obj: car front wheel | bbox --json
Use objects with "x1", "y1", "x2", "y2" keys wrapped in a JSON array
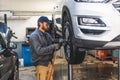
[{"x1": 62, "y1": 8, "x2": 86, "y2": 64}]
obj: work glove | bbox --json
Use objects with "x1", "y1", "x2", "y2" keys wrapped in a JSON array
[
  {"x1": 54, "y1": 38, "x2": 64, "y2": 46},
  {"x1": 58, "y1": 38, "x2": 64, "y2": 47},
  {"x1": 53, "y1": 38, "x2": 64, "y2": 51}
]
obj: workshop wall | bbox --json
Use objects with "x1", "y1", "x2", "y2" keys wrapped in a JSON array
[{"x1": 6, "y1": 16, "x2": 52, "y2": 42}]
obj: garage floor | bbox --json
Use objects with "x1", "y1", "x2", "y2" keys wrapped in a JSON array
[{"x1": 19, "y1": 52, "x2": 118, "y2": 80}]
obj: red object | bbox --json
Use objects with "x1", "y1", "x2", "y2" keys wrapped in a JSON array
[{"x1": 97, "y1": 50, "x2": 107, "y2": 61}]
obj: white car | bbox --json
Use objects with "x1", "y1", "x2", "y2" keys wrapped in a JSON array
[{"x1": 52, "y1": 0, "x2": 120, "y2": 64}]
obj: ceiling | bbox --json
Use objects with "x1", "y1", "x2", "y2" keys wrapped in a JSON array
[{"x1": 0, "y1": 0, "x2": 58, "y2": 20}]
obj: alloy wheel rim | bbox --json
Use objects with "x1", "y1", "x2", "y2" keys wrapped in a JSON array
[{"x1": 64, "y1": 21, "x2": 71, "y2": 59}]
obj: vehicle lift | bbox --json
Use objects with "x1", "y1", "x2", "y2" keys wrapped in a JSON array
[{"x1": 68, "y1": 49, "x2": 120, "y2": 80}]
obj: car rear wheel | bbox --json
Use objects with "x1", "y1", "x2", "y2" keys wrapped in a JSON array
[{"x1": 62, "y1": 8, "x2": 86, "y2": 64}]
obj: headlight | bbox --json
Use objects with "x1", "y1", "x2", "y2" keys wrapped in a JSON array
[
  {"x1": 78, "y1": 17, "x2": 106, "y2": 27},
  {"x1": 74, "y1": 0, "x2": 110, "y2": 3}
]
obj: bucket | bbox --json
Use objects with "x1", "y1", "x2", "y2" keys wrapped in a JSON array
[{"x1": 19, "y1": 58, "x2": 24, "y2": 67}]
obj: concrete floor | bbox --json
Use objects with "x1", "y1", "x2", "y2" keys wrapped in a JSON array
[{"x1": 19, "y1": 51, "x2": 118, "y2": 80}]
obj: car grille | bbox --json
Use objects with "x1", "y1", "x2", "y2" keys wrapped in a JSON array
[
  {"x1": 80, "y1": 29, "x2": 105, "y2": 34},
  {"x1": 113, "y1": 1, "x2": 120, "y2": 13}
]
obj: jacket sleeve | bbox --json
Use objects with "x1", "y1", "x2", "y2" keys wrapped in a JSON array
[{"x1": 29, "y1": 34, "x2": 55, "y2": 55}]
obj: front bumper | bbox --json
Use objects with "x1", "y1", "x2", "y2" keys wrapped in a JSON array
[
  {"x1": 72, "y1": 37, "x2": 108, "y2": 49},
  {"x1": 69, "y1": 2, "x2": 120, "y2": 42}
]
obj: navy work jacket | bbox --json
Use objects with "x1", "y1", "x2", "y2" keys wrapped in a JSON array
[{"x1": 29, "y1": 29, "x2": 55, "y2": 66}]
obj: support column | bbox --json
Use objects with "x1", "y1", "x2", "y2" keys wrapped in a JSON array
[{"x1": 68, "y1": 63, "x2": 73, "y2": 80}]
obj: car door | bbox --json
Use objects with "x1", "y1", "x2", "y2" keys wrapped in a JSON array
[
  {"x1": 0, "y1": 52, "x2": 4, "y2": 79},
  {"x1": 0, "y1": 33, "x2": 7, "y2": 79},
  {"x1": 0, "y1": 33, "x2": 13, "y2": 80}
]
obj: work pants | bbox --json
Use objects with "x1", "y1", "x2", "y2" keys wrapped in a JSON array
[{"x1": 36, "y1": 63, "x2": 53, "y2": 80}]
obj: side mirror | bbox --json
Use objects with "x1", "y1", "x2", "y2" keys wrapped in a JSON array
[{"x1": 9, "y1": 42, "x2": 17, "y2": 49}]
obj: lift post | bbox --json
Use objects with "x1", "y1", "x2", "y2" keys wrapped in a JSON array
[
  {"x1": 68, "y1": 64, "x2": 73, "y2": 80},
  {"x1": 67, "y1": 44, "x2": 73, "y2": 80}
]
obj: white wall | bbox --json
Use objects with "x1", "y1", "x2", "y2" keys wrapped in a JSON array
[
  {"x1": 0, "y1": 0, "x2": 56, "y2": 12},
  {"x1": 0, "y1": 0, "x2": 60, "y2": 42},
  {"x1": 1, "y1": 15, "x2": 52, "y2": 42}
]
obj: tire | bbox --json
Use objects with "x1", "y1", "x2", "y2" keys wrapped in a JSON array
[
  {"x1": 13, "y1": 61, "x2": 19, "y2": 80},
  {"x1": 8, "y1": 59, "x2": 19, "y2": 80},
  {"x1": 62, "y1": 7, "x2": 86, "y2": 64}
]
